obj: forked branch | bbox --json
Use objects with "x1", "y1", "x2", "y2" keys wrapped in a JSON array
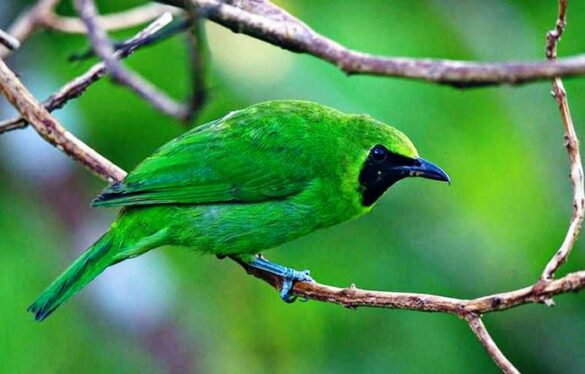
[
  {"x1": 0, "y1": 13, "x2": 177, "y2": 134},
  {"x1": 0, "y1": 57, "x2": 125, "y2": 182},
  {"x1": 74, "y1": 0, "x2": 189, "y2": 120}
]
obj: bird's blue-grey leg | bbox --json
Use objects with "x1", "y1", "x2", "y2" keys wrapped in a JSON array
[{"x1": 248, "y1": 256, "x2": 314, "y2": 303}]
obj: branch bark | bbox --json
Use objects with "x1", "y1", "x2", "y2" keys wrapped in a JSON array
[
  {"x1": 0, "y1": 57, "x2": 125, "y2": 182},
  {"x1": 183, "y1": 2, "x2": 207, "y2": 122},
  {"x1": 236, "y1": 260, "x2": 585, "y2": 315},
  {"x1": 0, "y1": 28, "x2": 21, "y2": 51},
  {"x1": 0, "y1": 0, "x2": 60, "y2": 59},
  {"x1": 1, "y1": 1, "x2": 179, "y2": 59},
  {"x1": 538, "y1": 0, "x2": 585, "y2": 282},
  {"x1": 156, "y1": 0, "x2": 585, "y2": 88},
  {"x1": 41, "y1": 3, "x2": 180, "y2": 34},
  {"x1": 0, "y1": 13, "x2": 176, "y2": 134},
  {"x1": 465, "y1": 315, "x2": 519, "y2": 374},
  {"x1": 74, "y1": 0, "x2": 189, "y2": 120}
]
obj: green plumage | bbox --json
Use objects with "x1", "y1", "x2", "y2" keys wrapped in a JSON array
[
  {"x1": 29, "y1": 234, "x2": 113, "y2": 320},
  {"x1": 29, "y1": 100, "x2": 431, "y2": 321}
]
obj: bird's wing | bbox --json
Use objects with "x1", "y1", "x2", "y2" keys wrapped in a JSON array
[{"x1": 91, "y1": 115, "x2": 313, "y2": 208}]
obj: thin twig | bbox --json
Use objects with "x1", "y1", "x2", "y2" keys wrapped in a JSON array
[
  {"x1": 539, "y1": 0, "x2": 585, "y2": 282},
  {"x1": 0, "y1": 57, "x2": 125, "y2": 182},
  {"x1": 0, "y1": 117, "x2": 27, "y2": 133},
  {"x1": 69, "y1": 18, "x2": 191, "y2": 62},
  {"x1": 157, "y1": 0, "x2": 585, "y2": 88},
  {"x1": 0, "y1": 13, "x2": 175, "y2": 134},
  {"x1": 184, "y1": 2, "x2": 207, "y2": 122},
  {"x1": 0, "y1": 0, "x2": 60, "y2": 59},
  {"x1": 1, "y1": 0, "x2": 178, "y2": 57},
  {"x1": 0, "y1": 28, "x2": 21, "y2": 51},
  {"x1": 41, "y1": 3, "x2": 180, "y2": 34},
  {"x1": 74, "y1": 0, "x2": 189, "y2": 120},
  {"x1": 464, "y1": 315, "x2": 519, "y2": 374},
  {"x1": 236, "y1": 260, "x2": 585, "y2": 315}
]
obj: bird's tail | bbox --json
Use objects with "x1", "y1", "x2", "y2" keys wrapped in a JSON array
[{"x1": 28, "y1": 232, "x2": 115, "y2": 321}]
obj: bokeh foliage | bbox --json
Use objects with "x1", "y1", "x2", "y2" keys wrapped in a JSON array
[{"x1": 1, "y1": 0, "x2": 585, "y2": 372}]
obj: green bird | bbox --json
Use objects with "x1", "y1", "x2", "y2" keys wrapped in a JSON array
[{"x1": 28, "y1": 100, "x2": 449, "y2": 321}]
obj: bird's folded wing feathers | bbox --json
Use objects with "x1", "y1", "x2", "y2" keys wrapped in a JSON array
[{"x1": 91, "y1": 119, "x2": 312, "y2": 207}]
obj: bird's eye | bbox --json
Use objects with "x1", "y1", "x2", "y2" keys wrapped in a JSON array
[{"x1": 370, "y1": 145, "x2": 387, "y2": 162}]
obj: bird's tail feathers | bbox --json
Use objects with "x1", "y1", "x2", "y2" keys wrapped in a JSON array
[{"x1": 28, "y1": 233, "x2": 115, "y2": 321}]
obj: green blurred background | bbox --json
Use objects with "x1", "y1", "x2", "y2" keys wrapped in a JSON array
[{"x1": 2, "y1": 0, "x2": 585, "y2": 372}]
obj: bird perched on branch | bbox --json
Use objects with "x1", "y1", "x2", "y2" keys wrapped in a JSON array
[{"x1": 28, "y1": 100, "x2": 449, "y2": 321}]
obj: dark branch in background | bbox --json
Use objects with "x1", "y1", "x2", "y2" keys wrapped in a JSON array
[
  {"x1": 0, "y1": 14, "x2": 177, "y2": 134},
  {"x1": 0, "y1": 28, "x2": 20, "y2": 51},
  {"x1": 183, "y1": 1, "x2": 207, "y2": 121},
  {"x1": 157, "y1": 0, "x2": 585, "y2": 88},
  {"x1": 0, "y1": 1, "x2": 178, "y2": 58},
  {"x1": 1, "y1": 0, "x2": 584, "y2": 373},
  {"x1": 69, "y1": 18, "x2": 191, "y2": 62},
  {"x1": 41, "y1": 3, "x2": 180, "y2": 34},
  {"x1": 74, "y1": 0, "x2": 189, "y2": 121},
  {"x1": 0, "y1": 0, "x2": 59, "y2": 59}
]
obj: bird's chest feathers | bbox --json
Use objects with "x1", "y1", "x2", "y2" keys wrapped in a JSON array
[{"x1": 306, "y1": 174, "x2": 371, "y2": 226}]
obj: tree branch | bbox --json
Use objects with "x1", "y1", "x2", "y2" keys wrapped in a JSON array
[
  {"x1": 41, "y1": 3, "x2": 180, "y2": 34},
  {"x1": 0, "y1": 0, "x2": 60, "y2": 59},
  {"x1": 0, "y1": 13, "x2": 177, "y2": 134},
  {"x1": 538, "y1": 0, "x2": 585, "y2": 282},
  {"x1": 0, "y1": 1, "x2": 179, "y2": 59},
  {"x1": 74, "y1": 0, "x2": 189, "y2": 121},
  {"x1": 0, "y1": 57, "x2": 125, "y2": 182},
  {"x1": 235, "y1": 259, "x2": 585, "y2": 315},
  {"x1": 183, "y1": 2, "x2": 207, "y2": 122},
  {"x1": 156, "y1": 0, "x2": 585, "y2": 88},
  {"x1": 465, "y1": 315, "x2": 519, "y2": 374},
  {"x1": 0, "y1": 28, "x2": 20, "y2": 51}
]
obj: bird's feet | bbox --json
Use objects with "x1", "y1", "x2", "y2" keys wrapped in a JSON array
[
  {"x1": 279, "y1": 268, "x2": 313, "y2": 303},
  {"x1": 247, "y1": 256, "x2": 315, "y2": 303}
]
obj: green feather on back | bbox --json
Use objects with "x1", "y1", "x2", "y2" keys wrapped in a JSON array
[{"x1": 92, "y1": 102, "x2": 336, "y2": 208}]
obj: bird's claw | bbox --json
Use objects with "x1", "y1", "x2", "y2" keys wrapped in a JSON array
[
  {"x1": 244, "y1": 256, "x2": 314, "y2": 303},
  {"x1": 279, "y1": 269, "x2": 314, "y2": 303}
]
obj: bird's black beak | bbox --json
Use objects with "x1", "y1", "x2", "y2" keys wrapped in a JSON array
[
  {"x1": 396, "y1": 157, "x2": 450, "y2": 183},
  {"x1": 359, "y1": 151, "x2": 450, "y2": 206}
]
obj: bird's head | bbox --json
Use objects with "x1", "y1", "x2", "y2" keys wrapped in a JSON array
[{"x1": 352, "y1": 115, "x2": 450, "y2": 206}]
